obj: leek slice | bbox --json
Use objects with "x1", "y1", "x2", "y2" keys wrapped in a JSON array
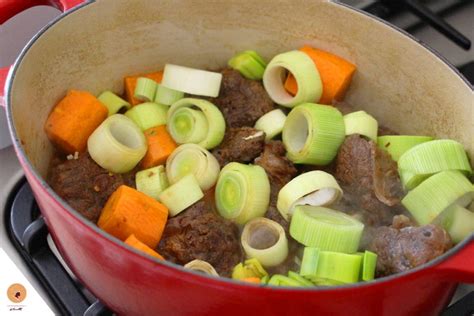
[
  {"x1": 268, "y1": 274, "x2": 308, "y2": 287},
  {"x1": 135, "y1": 165, "x2": 169, "y2": 200},
  {"x1": 167, "y1": 98, "x2": 225, "y2": 149},
  {"x1": 168, "y1": 107, "x2": 208, "y2": 143},
  {"x1": 357, "y1": 251, "x2": 377, "y2": 281},
  {"x1": 184, "y1": 259, "x2": 219, "y2": 276},
  {"x1": 134, "y1": 77, "x2": 157, "y2": 102},
  {"x1": 98, "y1": 91, "x2": 131, "y2": 116},
  {"x1": 343, "y1": 111, "x2": 378, "y2": 141},
  {"x1": 158, "y1": 174, "x2": 204, "y2": 217},
  {"x1": 401, "y1": 171, "x2": 473, "y2": 225},
  {"x1": 161, "y1": 64, "x2": 222, "y2": 97},
  {"x1": 155, "y1": 84, "x2": 184, "y2": 106},
  {"x1": 287, "y1": 271, "x2": 314, "y2": 286},
  {"x1": 300, "y1": 247, "x2": 363, "y2": 284},
  {"x1": 166, "y1": 143, "x2": 220, "y2": 191},
  {"x1": 241, "y1": 217, "x2": 289, "y2": 267},
  {"x1": 87, "y1": 114, "x2": 147, "y2": 173},
  {"x1": 254, "y1": 109, "x2": 287, "y2": 140},
  {"x1": 377, "y1": 135, "x2": 433, "y2": 161},
  {"x1": 289, "y1": 206, "x2": 364, "y2": 253},
  {"x1": 398, "y1": 140, "x2": 472, "y2": 189},
  {"x1": 215, "y1": 163, "x2": 271, "y2": 225},
  {"x1": 232, "y1": 258, "x2": 268, "y2": 280},
  {"x1": 282, "y1": 103, "x2": 345, "y2": 165},
  {"x1": 124, "y1": 102, "x2": 168, "y2": 131},
  {"x1": 260, "y1": 275, "x2": 270, "y2": 284},
  {"x1": 434, "y1": 204, "x2": 474, "y2": 244},
  {"x1": 277, "y1": 171, "x2": 342, "y2": 221},
  {"x1": 228, "y1": 50, "x2": 267, "y2": 80},
  {"x1": 263, "y1": 50, "x2": 322, "y2": 107}
]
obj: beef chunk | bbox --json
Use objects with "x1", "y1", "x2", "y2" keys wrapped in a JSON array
[
  {"x1": 368, "y1": 216, "x2": 452, "y2": 276},
  {"x1": 212, "y1": 127, "x2": 265, "y2": 167},
  {"x1": 333, "y1": 135, "x2": 407, "y2": 226},
  {"x1": 255, "y1": 141, "x2": 297, "y2": 207},
  {"x1": 157, "y1": 201, "x2": 242, "y2": 277},
  {"x1": 49, "y1": 153, "x2": 135, "y2": 223},
  {"x1": 336, "y1": 134, "x2": 403, "y2": 206},
  {"x1": 210, "y1": 69, "x2": 274, "y2": 127}
]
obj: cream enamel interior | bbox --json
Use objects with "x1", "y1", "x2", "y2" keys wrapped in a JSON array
[{"x1": 9, "y1": 0, "x2": 473, "y2": 179}]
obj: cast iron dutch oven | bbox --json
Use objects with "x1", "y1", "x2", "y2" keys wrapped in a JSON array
[{"x1": 1, "y1": 0, "x2": 473, "y2": 315}]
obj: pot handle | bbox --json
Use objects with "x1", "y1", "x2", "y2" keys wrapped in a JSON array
[
  {"x1": 430, "y1": 236, "x2": 474, "y2": 283},
  {"x1": 0, "y1": 0, "x2": 86, "y2": 107}
]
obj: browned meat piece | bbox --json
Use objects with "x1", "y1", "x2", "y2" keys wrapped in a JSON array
[
  {"x1": 336, "y1": 134, "x2": 404, "y2": 206},
  {"x1": 157, "y1": 201, "x2": 242, "y2": 277},
  {"x1": 48, "y1": 153, "x2": 135, "y2": 223},
  {"x1": 368, "y1": 217, "x2": 452, "y2": 276},
  {"x1": 212, "y1": 127, "x2": 265, "y2": 167},
  {"x1": 255, "y1": 141, "x2": 298, "y2": 207},
  {"x1": 210, "y1": 69, "x2": 275, "y2": 127}
]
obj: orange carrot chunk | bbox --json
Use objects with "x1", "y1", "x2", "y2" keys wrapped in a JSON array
[
  {"x1": 141, "y1": 125, "x2": 178, "y2": 169},
  {"x1": 284, "y1": 46, "x2": 356, "y2": 105},
  {"x1": 98, "y1": 185, "x2": 168, "y2": 249},
  {"x1": 125, "y1": 234, "x2": 165, "y2": 260},
  {"x1": 241, "y1": 277, "x2": 261, "y2": 284},
  {"x1": 124, "y1": 71, "x2": 164, "y2": 106},
  {"x1": 44, "y1": 90, "x2": 108, "y2": 154}
]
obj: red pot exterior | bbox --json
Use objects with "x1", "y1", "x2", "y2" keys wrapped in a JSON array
[{"x1": 22, "y1": 161, "x2": 465, "y2": 316}]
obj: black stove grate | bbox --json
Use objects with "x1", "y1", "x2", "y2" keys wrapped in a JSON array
[{"x1": 5, "y1": 179, "x2": 112, "y2": 316}]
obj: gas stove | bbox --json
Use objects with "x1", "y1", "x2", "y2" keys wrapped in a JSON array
[{"x1": 0, "y1": 1, "x2": 473, "y2": 315}]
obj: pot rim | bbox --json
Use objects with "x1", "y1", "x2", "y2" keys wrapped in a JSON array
[{"x1": 5, "y1": 0, "x2": 473, "y2": 292}]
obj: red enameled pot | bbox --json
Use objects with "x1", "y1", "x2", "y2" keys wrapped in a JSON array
[{"x1": 1, "y1": 1, "x2": 473, "y2": 315}]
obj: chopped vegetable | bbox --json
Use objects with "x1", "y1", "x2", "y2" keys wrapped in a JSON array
[
  {"x1": 228, "y1": 50, "x2": 267, "y2": 80},
  {"x1": 135, "y1": 165, "x2": 169, "y2": 200},
  {"x1": 141, "y1": 125, "x2": 178, "y2": 169},
  {"x1": 284, "y1": 46, "x2": 357, "y2": 105},
  {"x1": 215, "y1": 162, "x2": 270, "y2": 225},
  {"x1": 44, "y1": 90, "x2": 108, "y2": 154},
  {"x1": 98, "y1": 185, "x2": 168, "y2": 248},
  {"x1": 134, "y1": 77, "x2": 157, "y2": 103},
  {"x1": 124, "y1": 102, "x2": 168, "y2": 131},
  {"x1": 166, "y1": 143, "x2": 220, "y2": 191},
  {"x1": 377, "y1": 135, "x2": 433, "y2": 161},
  {"x1": 343, "y1": 110, "x2": 378, "y2": 141},
  {"x1": 158, "y1": 174, "x2": 204, "y2": 217},
  {"x1": 241, "y1": 217, "x2": 289, "y2": 267},
  {"x1": 268, "y1": 274, "x2": 306, "y2": 287},
  {"x1": 161, "y1": 64, "x2": 223, "y2": 97},
  {"x1": 124, "y1": 71, "x2": 163, "y2": 106},
  {"x1": 263, "y1": 50, "x2": 322, "y2": 107},
  {"x1": 398, "y1": 139, "x2": 472, "y2": 189},
  {"x1": 124, "y1": 234, "x2": 164, "y2": 260},
  {"x1": 167, "y1": 98, "x2": 226, "y2": 149},
  {"x1": 282, "y1": 103, "x2": 345, "y2": 165},
  {"x1": 184, "y1": 259, "x2": 219, "y2": 276},
  {"x1": 287, "y1": 271, "x2": 314, "y2": 286},
  {"x1": 232, "y1": 258, "x2": 268, "y2": 280},
  {"x1": 434, "y1": 204, "x2": 474, "y2": 244},
  {"x1": 155, "y1": 84, "x2": 184, "y2": 106},
  {"x1": 277, "y1": 171, "x2": 343, "y2": 221},
  {"x1": 357, "y1": 251, "x2": 377, "y2": 281},
  {"x1": 241, "y1": 277, "x2": 261, "y2": 284},
  {"x1": 254, "y1": 109, "x2": 287, "y2": 140},
  {"x1": 290, "y1": 206, "x2": 364, "y2": 253},
  {"x1": 300, "y1": 247, "x2": 362, "y2": 284},
  {"x1": 97, "y1": 91, "x2": 131, "y2": 116},
  {"x1": 401, "y1": 170, "x2": 473, "y2": 225},
  {"x1": 87, "y1": 114, "x2": 147, "y2": 173}
]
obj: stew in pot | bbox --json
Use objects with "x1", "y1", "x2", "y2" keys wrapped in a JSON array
[{"x1": 44, "y1": 46, "x2": 473, "y2": 286}]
